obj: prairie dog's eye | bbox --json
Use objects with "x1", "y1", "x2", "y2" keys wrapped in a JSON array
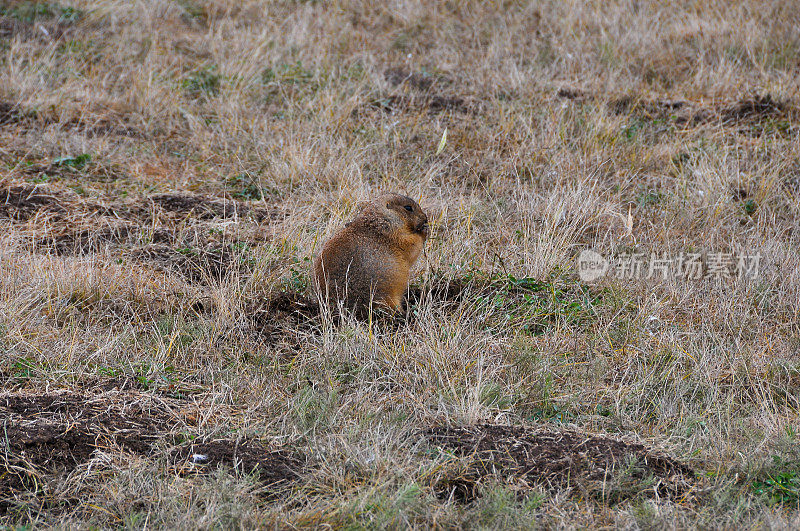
[{"x1": 404, "y1": 205, "x2": 413, "y2": 212}]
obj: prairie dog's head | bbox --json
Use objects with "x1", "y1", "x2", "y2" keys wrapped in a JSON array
[{"x1": 373, "y1": 193, "x2": 429, "y2": 239}]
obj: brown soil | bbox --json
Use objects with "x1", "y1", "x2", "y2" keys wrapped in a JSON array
[
  {"x1": 368, "y1": 94, "x2": 475, "y2": 115},
  {"x1": 407, "y1": 277, "x2": 493, "y2": 307},
  {"x1": 0, "y1": 183, "x2": 127, "y2": 222},
  {"x1": 0, "y1": 390, "x2": 304, "y2": 513},
  {"x1": 150, "y1": 192, "x2": 271, "y2": 222},
  {"x1": 171, "y1": 440, "x2": 304, "y2": 489},
  {"x1": 555, "y1": 87, "x2": 586, "y2": 101},
  {"x1": 0, "y1": 182, "x2": 269, "y2": 284},
  {"x1": 720, "y1": 94, "x2": 786, "y2": 122},
  {"x1": 0, "y1": 16, "x2": 76, "y2": 44},
  {"x1": 384, "y1": 67, "x2": 450, "y2": 92},
  {"x1": 0, "y1": 391, "x2": 179, "y2": 512},
  {"x1": 425, "y1": 424, "x2": 697, "y2": 503},
  {"x1": 131, "y1": 243, "x2": 250, "y2": 284},
  {"x1": 248, "y1": 275, "x2": 577, "y2": 340},
  {"x1": 248, "y1": 291, "x2": 322, "y2": 344},
  {"x1": 0, "y1": 183, "x2": 70, "y2": 221},
  {"x1": 247, "y1": 279, "x2": 472, "y2": 339},
  {"x1": 557, "y1": 89, "x2": 796, "y2": 131},
  {"x1": 0, "y1": 185, "x2": 272, "y2": 226}
]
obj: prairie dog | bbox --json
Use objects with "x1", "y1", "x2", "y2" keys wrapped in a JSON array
[{"x1": 314, "y1": 193, "x2": 429, "y2": 314}]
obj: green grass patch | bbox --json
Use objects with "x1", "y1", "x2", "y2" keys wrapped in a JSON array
[
  {"x1": 53, "y1": 153, "x2": 91, "y2": 170},
  {"x1": 0, "y1": 2, "x2": 84, "y2": 22},
  {"x1": 465, "y1": 270, "x2": 602, "y2": 335},
  {"x1": 752, "y1": 458, "x2": 800, "y2": 506},
  {"x1": 182, "y1": 66, "x2": 221, "y2": 96},
  {"x1": 226, "y1": 173, "x2": 264, "y2": 200}
]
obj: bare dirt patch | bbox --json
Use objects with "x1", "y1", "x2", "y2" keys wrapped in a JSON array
[
  {"x1": 0, "y1": 16, "x2": 76, "y2": 43},
  {"x1": 0, "y1": 390, "x2": 305, "y2": 513},
  {"x1": 171, "y1": 440, "x2": 303, "y2": 490},
  {"x1": 557, "y1": 89, "x2": 796, "y2": 132},
  {"x1": 1, "y1": 186, "x2": 271, "y2": 228},
  {"x1": 247, "y1": 280, "x2": 470, "y2": 339},
  {"x1": 720, "y1": 94, "x2": 787, "y2": 123},
  {"x1": 151, "y1": 192, "x2": 272, "y2": 222},
  {"x1": 0, "y1": 182, "x2": 124, "y2": 223},
  {"x1": 425, "y1": 424, "x2": 697, "y2": 503},
  {"x1": 407, "y1": 277, "x2": 488, "y2": 307},
  {"x1": 1, "y1": 182, "x2": 269, "y2": 284},
  {"x1": 384, "y1": 67, "x2": 450, "y2": 92},
  {"x1": 248, "y1": 291, "x2": 321, "y2": 345},
  {"x1": 0, "y1": 391, "x2": 180, "y2": 513},
  {"x1": 368, "y1": 94, "x2": 475, "y2": 115},
  {"x1": 0, "y1": 183, "x2": 70, "y2": 221},
  {"x1": 131, "y1": 242, "x2": 250, "y2": 284},
  {"x1": 247, "y1": 275, "x2": 595, "y2": 341}
]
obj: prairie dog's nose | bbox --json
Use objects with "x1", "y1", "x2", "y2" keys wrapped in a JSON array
[{"x1": 418, "y1": 218, "x2": 429, "y2": 237}]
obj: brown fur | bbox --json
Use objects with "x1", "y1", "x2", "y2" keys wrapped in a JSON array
[{"x1": 314, "y1": 193, "x2": 429, "y2": 314}]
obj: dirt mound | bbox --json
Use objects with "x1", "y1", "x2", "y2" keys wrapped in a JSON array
[
  {"x1": 0, "y1": 391, "x2": 180, "y2": 512},
  {"x1": 171, "y1": 440, "x2": 303, "y2": 489},
  {"x1": 368, "y1": 94, "x2": 475, "y2": 115},
  {"x1": 0, "y1": 183, "x2": 69, "y2": 221},
  {"x1": 384, "y1": 67, "x2": 446, "y2": 91},
  {"x1": 249, "y1": 291, "x2": 321, "y2": 343},
  {"x1": 557, "y1": 89, "x2": 795, "y2": 131},
  {"x1": 0, "y1": 182, "x2": 121, "y2": 223},
  {"x1": 425, "y1": 424, "x2": 697, "y2": 503},
  {"x1": 131, "y1": 243, "x2": 250, "y2": 284},
  {"x1": 555, "y1": 87, "x2": 586, "y2": 101},
  {"x1": 0, "y1": 184, "x2": 270, "y2": 227},
  {"x1": 407, "y1": 277, "x2": 500, "y2": 307},
  {"x1": 0, "y1": 391, "x2": 178, "y2": 457},
  {"x1": 0, "y1": 100, "x2": 31, "y2": 125},
  {"x1": 0, "y1": 390, "x2": 305, "y2": 513},
  {"x1": 0, "y1": 182, "x2": 271, "y2": 285},
  {"x1": 721, "y1": 94, "x2": 786, "y2": 122},
  {"x1": 151, "y1": 192, "x2": 271, "y2": 221},
  {"x1": 248, "y1": 275, "x2": 591, "y2": 339}
]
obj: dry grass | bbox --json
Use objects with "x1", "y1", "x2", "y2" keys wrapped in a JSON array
[{"x1": 1, "y1": 0, "x2": 800, "y2": 527}]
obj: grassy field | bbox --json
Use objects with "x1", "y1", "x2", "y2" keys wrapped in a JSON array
[{"x1": 1, "y1": 0, "x2": 800, "y2": 528}]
